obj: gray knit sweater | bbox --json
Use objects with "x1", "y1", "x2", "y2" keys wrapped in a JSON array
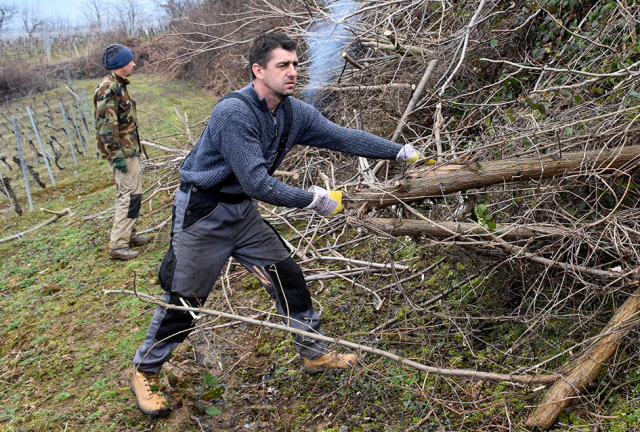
[{"x1": 180, "y1": 83, "x2": 403, "y2": 208}]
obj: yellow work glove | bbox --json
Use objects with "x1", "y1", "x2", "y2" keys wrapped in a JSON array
[
  {"x1": 328, "y1": 190, "x2": 344, "y2": 215},
  {"x1": 307, "y1": 186, "x2": 344, "y2": 216},
  {"x1": 396, "y1": 144, "x2": 425, "y2": 163}
]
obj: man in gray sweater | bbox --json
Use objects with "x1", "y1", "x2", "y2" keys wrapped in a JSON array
[{"x1": 131, "y1": 33, "x2": 421, "y2": 417}]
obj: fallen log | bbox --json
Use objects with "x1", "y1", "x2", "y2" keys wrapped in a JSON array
[
  {"x1": 357, "y1": 216, "x2": 625, "y2": 278},
  {"x1": 356, "y1": 216, "x2": 570, "y2": 241},
  {"x1": 526, "y1": 285, "x2": 640, "y2": 429},
  {"x1": 304, "y1": 83, "x2": 414, "y2": 93},
  {"x1": 345, "y1": 145, "x2": 640, "y2": 210},
  {"x1": 360, "y1": 40, "x2": 434, "y2": 57}
]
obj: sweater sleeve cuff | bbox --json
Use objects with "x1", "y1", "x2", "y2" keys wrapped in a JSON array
[{"x1": 301, "y1": 189, "x2": 315, "y2": 208}]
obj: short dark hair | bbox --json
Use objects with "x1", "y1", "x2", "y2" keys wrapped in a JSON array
[{"x1": 249, "y1": 33, "x2": 297, "y2": 79}]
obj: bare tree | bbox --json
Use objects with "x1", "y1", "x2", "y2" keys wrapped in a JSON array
[
  {"x1": 114, "y1": 0, "x2": 139, "y2": 38},
  {"x1": 80, "y1": 0, "x2": 107, "y2": 30},
  {"x1": 19, "y1": 0, "x2": 45, "y2": 37},
  {"x1": 46, "y1": 16, "x2": 72, "y2": 33},
  {"x1": 156, "y1": 0, "x2": 192, "y2": 21},
  {"x1": 0, "y1": 1, "x2": 16, "y2": 34}
]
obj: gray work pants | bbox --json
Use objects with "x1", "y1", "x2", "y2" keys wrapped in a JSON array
[{"x1": 133, "y1": 185, "x2": 326, "y2": 373}]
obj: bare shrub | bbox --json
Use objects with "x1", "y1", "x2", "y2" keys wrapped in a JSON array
[
  {"x1": 146, "y1": 0, "x2": 293, "y2": 93},
  {"x1": 0, "y1": 61, "x2": 58, "y2": 100}
]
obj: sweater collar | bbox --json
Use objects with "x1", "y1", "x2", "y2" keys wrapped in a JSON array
[{"x1": 244, "y1": 83, "x2": 288, "y2": 113}]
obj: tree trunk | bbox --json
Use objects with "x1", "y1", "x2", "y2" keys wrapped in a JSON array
[
  {"x1": 525, "y1": 285, "x2": 640, "y2": 429},
  {"x1": 345, "y1": 145, "x2": 640, "y2": 210}
]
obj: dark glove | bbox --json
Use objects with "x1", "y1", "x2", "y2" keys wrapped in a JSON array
[{"x1": 113, "y1": 157, "x2": 128, "y2": 173}]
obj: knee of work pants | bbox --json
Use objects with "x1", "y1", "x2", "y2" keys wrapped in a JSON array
[
  {"x1": 154, "y1": 293, "x2": 207, "y2": 344},
  {"x1": 267, "y1": 257, "x2": 312, "y2": 315}
]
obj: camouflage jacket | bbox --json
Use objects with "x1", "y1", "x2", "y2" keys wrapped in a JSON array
[{"x1": 94, "y1": 73, "x2": 141, "y2": 160}]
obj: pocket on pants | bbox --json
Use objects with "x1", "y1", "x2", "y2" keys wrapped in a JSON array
[
  {"x1": 158, "y1": 243, "x2": 177, "y2": 292},
  {"x1": 183, "y1": 190, "x2": 219, "y2": 231}
]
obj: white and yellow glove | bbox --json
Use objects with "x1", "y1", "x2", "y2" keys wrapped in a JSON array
[
  {"x1": 307, "y1": 186, "x2": 344, "y2": 216},
  {"x1": 396, "y1": 144, "x2": 425, "y2": 163}
]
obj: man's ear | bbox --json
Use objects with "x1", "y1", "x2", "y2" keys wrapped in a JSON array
[{"x1": 252, "y1": 63, "x2": 263, "y2": 80}]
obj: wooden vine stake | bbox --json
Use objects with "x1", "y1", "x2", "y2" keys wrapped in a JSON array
[{"x1": 526, "y1": 284, "x2": 640, "y2": 429}]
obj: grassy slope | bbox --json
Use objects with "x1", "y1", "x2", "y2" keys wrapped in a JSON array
[
  {"x1": 1, "y1": 76, "x2": 639, "y2": 432},
  {"x1": 0, "y1": 75, "x2": 213, "y2": 431}
]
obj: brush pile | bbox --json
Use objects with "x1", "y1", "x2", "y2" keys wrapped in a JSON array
[{"x1": 121, "y1": 0, "x2": 640, "y2": 429}]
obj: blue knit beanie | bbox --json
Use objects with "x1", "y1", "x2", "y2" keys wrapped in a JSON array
[{"x1": 102, "y1": 44, "x2": 133, "y2": 70}]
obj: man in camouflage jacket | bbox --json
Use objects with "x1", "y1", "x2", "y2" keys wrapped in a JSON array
[{"x1": 94, "y1": 44, "x2": 149, "y2": 260}]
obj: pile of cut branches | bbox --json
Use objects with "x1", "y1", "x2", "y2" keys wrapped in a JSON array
[{"x1": 110, "y1": 0, "x2": 640, "y2": 429}]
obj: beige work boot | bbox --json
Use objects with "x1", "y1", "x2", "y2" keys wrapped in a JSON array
[
  {"x1": 130, "y1": 235, "x2": 151, "y2": 247},
  {"x1": 302, "y1": 351, "x2": 358, "y2": 375},
  {"x1": 131, "y1": 370, "x2": 171, "y2": 417},
  {"x1": 109, "y1": 247, "x2": 141, "y2": 260}
]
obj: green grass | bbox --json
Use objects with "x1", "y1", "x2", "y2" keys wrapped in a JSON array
[{"x1": 132, "y1": 75, "x2": 214, "y2": 137}]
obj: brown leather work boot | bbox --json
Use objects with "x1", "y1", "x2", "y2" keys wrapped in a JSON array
[
  {"x1": 109, "y1": 247, "x2": 141, "y2": 260},
  {"x1": 131, "y1": 370, "x2": 171, "y2": 417},
  {"x1": 130, "y1": 235, "x2": 151, "y2": 247},
  {"x1": 302, "y1": 351, "x2": 358, "y2": 375}
]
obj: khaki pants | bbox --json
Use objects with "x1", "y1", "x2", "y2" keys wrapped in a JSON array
[{"x1": 108, "y1": 155, "x2": 143, "y2": 250}]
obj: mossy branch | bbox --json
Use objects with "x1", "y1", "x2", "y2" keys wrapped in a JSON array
[
  {"x1": 526, "y1": 285, "x2": 640, "y2": 429},
  {"x1": 0, "y1": 207, "x2": 70, "y2": 244}
]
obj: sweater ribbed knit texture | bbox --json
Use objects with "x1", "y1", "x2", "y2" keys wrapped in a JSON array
[{"x1": 180, "y1": 84, "x2": 402, "y2": 208}]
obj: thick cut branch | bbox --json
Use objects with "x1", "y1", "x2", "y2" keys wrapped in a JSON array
[
  {"x1": 305, "y1": 83, "x2": 413, "y2": 93},
  {"x1": 526, "y1": 286, "x2": 640, "y2": 429},
  {"x1": 347, "y1": 145, "x2": 640, "y2": 210},
  {"x1": 360, "y1": 40, "x2": 433, "y2": 56},
  {"x1": 342, "y1": 51, "x2": 364, "y2": 69},
  {"x1": 357, "y1": 217, "x2": 570, "y2": 240}
]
